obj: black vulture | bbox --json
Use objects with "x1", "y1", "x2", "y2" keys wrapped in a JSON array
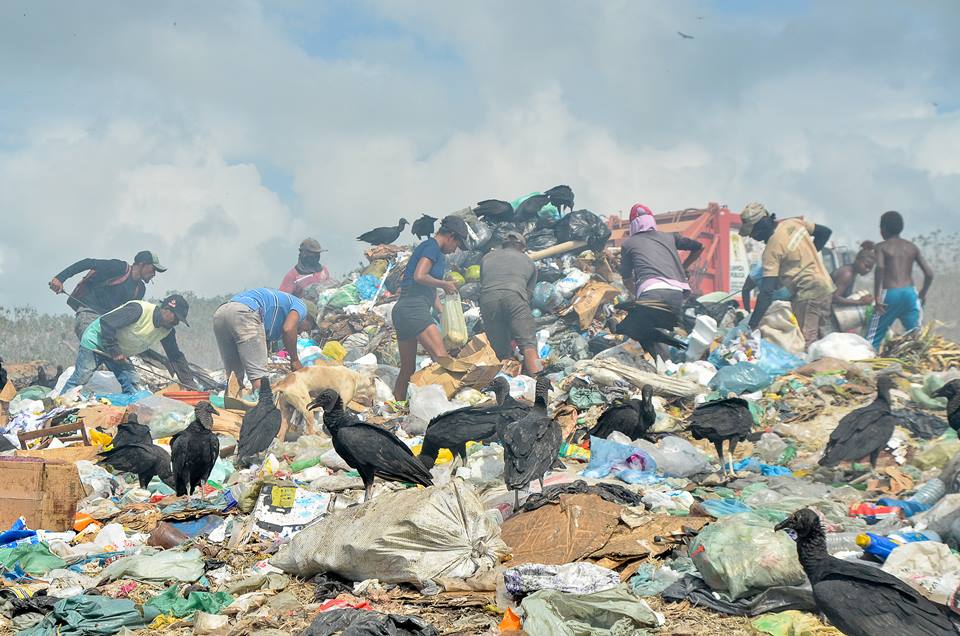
[
  {"x1": 610, "y1": 299, "x2": 687, "y2": 358},
  {"x1": 474, "y1": 199, "x2": 515, "y2": 222},
  {"x1": 933, "y1": 379, "x2": 960, "y2": 434},
  {"x1": 499, "y1": 376, "x2": 563, "y2": 509},
  {"x1": 418, "y1": 377, "x2": 527, "y2": 469},
  {"x1": 356, "y1": 218, "x2": 409, "y2": 246},
  {"x1": 775, "y1": 508, "x2": 957, "y2": 636},
  {"x1": 686, "y1": 397, "x2": 753, "y2": 477},
  {"x1": 237, "y1": 381, "x2": 281, "y2": 465},
  {"x1": 307, "y1": 389, "x2": 432, "y2": 502},
  {"x1": 544, "y1": 185, "x2": 574, "y2": 213},
  {"x1": 586, "y1": 385, "x2": 656, "y2": 442},
  {"x1": 170, "y1": 401, "x2": 220, "y2": 499},
  {"x1": 819, "y1": 376, "x2": 897, "y2": 470},
  {"x1": 0, "y1": 355, "x2": 8, "y2": 389},
  {"x1": 410, "y1": 214, "x2": 437, "y2": 240},
  {"x1": 98, "y1": 442, "x2": 175, "y2": 490},
  {"x1": 514, "y1": 194, "x2": 551, "y2": 221},
  {"x1": 109, "y1": 415, "x2": 153, "y2": 448}
]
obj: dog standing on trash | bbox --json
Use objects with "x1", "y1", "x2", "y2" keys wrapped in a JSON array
[{"x1": 273, "y1": 363, "x2": 376, "y2": 438}]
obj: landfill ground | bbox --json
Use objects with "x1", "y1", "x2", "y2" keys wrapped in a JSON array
[{"x1": 3, "y1": 228, "x2": 960, "y2": 635}]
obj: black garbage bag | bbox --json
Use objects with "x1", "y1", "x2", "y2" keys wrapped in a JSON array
[
  {"x1": 554, "y1": 209, "x2": 612, "y2": 251},
  {"x1": 383, "y1": 258, "x2": 408, "y2": 293},
  {"x1": 515, "y1": 193, "x2": 551, "y2": 220},
  {"x1": 311, "y1": 572, "x2": 353, "y2": 601},
  {"x1": 299, "y1": 607, "x2": 438, "y2": 636},
  {"x1": 588, "y1": 333, "x2": 619, "y2": 355},
  {"x1": 661, "y1": 576, "x2": 816, "y2": 617},
  {"x1": 526, "y1": 228, "x2": 558, "y2": 251},
  {"x1": 474, "y1": 199, "x2": 514, "y2": 222},
  {"x1": 535, "y1": 263, "x2": 566, "y2": 283},
  {"x1": 892, "y1": 408, "x2": 949, "y2": 440},
  {"x1": 459, "y1": 282, "x2": 481, "y2": 302},
  {"x1": 514, "y1": 219, "x2": 538, "y2": 236},
  {"x1": 459, "y1": 250, "x2": 483, "y2": 269},
  {"x1": 521, "y1": 480, "x2": 643, "y2": 511},
  {"x1": 468, "y1": 219, "x2": 493, "y2": 251}
]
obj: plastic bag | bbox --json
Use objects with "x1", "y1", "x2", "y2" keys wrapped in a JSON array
[
  {"x1": 709, "y1": 362, "x2": 773, "y2": 394},
  {"x1": 321, "y1": 341, "x2": 347, "y2": 362},
  {"x1": 503, "y1": 563, "x2": 620, "y2": 597},
  {"x1": 469, "y1": 219, "x2": 493, "y2": 251},
  {"x1": 752, "y1": 610, "x2": 842, "y2": 635},
  {"x1": 409, "y1": 384, "x2": 461, "y2": 429},
  {"x1": 526, "y1": 228, "x2": 558, "y2": 251},
  {"x1": 582, "y1": 436, "x2": 657, "y2": 480},
  {"x1": 271, "y1": 479, "x2": 509, "y2": 588},
  {"x1": 145, "y1": 586, "x2": 234, "y2": 618},
  {"x1": 327, "y1": 283, "x2": 360, "y2": 309},
  {"x1": 440, "y1": 293, "x2": 468, "y2": 348},
  {"x1": 881, "y1": 541, "x2": 960, "y2": 605},
  {"x1": 689, "y1": 513, "x2": 805, "y2": 599},
  {"x1": 807, "y1": 332, "x2": 875, "y2": 362},
  {"x1": 98, "y1": 548, "x2": 205, "y2": 584},
  {"x1": 129, "y1": 395, "x2": 193, "y2": 438},
  {"x1": 532, "y1": 282, "x2": 564, "y2": 311},
  {"x1": 554, "y1": 209, "x2": 612, "y2": 251},
  {"x1": 757, "y1": 340, "x2": 805, "y2": 377},
  {"x1": 518, "y1": 586, "x2": 660, "y2": 636},
  {"x1": 354, "y1": 275, "x2": 380, "y2": 301},
  {"x1": 458, "y1": 282, "x2": 481, "y2": 302},
  {"x1": 758, "y1": 301, "x2": 806, "y2": 356},
  {"x1": 554, "y1": 268, "x2": 590, "y2": 298},
  {"x1": 636, "y1": 436, "x2": 713, "y2": 478},
  {"x1": 17, "y1": 595, "x2": 150, "y2": 636}
]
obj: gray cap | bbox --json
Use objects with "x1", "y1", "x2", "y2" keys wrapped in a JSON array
[
  {"x1": 299, "y1": 238, "x2": 326, "y2": 253},
  {"x1": 440, "y1": 215, "x2": 469, "y2": 248}
]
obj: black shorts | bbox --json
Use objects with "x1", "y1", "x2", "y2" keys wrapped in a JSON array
[
  {"x1": 479, "y1": 290, "x2": 537, "y2": 359},
  {"x1": 392, "y1": 294, "x2": 435, "y2": 341}
]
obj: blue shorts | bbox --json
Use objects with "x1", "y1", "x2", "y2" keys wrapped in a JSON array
[{"x1": 866, "y1": 287, "x2": 922, "y2": 349}]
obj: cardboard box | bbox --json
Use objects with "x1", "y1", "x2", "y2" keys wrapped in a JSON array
[
  {"x1": 0, "y1": 458, "x2": 84, "y2": 531},
  {"x1": 410, "y1": 335, "x2": 502, "y2": 398}
]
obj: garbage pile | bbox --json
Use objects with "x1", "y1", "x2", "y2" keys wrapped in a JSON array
[{"x1": 2, "y1": 189, "x2": 960, "y2": 635}]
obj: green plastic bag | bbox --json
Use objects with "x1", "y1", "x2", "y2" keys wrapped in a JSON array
[
  {"x1": 752, "y1": 609, "x2": 842, "y2": 635},
  {"x1": 16, "y1": 595, "x2": 153, "y2": 636},
  {"x1": 145, "y1": 586, "x2": 234, "y2": 618},
  {"x1": 519, "y1": 585, "x2": 660, "y2": 636},
  {"x1": 0, "y1": 542, "x2": 66, "y2": 576},
  {"x1": 326, "y1": 283, "x2": 360, "y2": 309}
]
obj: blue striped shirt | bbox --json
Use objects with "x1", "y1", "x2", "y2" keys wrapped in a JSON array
[{"x1": 231, "y1": 288, "x2": 307, "y2": 342}]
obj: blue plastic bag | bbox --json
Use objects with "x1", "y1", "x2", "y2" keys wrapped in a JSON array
[
  {"x1": 708, "y1": 362, "x2": 772, "y2": 394},
  {"x1": 732, "y1": 457, "x2": 792, "y2": 476},
  {"x1": 532, "y1": 282, "x2": 563, "y2": 311},
  {"x1": 582, "y1": 436, "x2": 657, "y2": 479},
  {"x1": 698, "y1": 498, "x2": 752, "y2": 517},
  {"x1": 355, "y1": 274, "x2": 381, "y2": 301},
  {"x1": 94, "y1": 390, "x2": 153, "y2": 406},
  {"x1": 756, "y1": 341, "x2": 804, "y2": 377}
]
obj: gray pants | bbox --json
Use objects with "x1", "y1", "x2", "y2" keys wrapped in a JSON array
[
  {"x1": 73, "y1": 309, "x2": 100, "y2": 340},
  {"x1": 213, "y1": 302, "x2": 269, "y2": 384},
  {"x1": 479, "y1": 290, "x2": 537, "y2": 360}
]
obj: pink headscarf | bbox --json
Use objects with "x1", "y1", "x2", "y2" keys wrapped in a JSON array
[{"x1": 629, "y1": 203, "x2": 657, "y2": 235}]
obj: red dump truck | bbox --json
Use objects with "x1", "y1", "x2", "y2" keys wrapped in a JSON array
[{"x1": 607, "y1": 203, "x2": 852, "y2": 305}]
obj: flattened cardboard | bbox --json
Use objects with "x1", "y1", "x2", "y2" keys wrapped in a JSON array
[
  {"x1": 0, "y1": 458, "x2": 83, "y2": 531},
  {"x1": 410, "y1": 335, "x2": 501, "y2": 398},
  {"x1": 560, "y1": 281, "x2": 620, "y2": 329}
]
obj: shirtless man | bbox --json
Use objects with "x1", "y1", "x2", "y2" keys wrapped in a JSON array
[
  {"x1": 831, "y1": 241, "x2": 876, "y2": 308},
  {"x1": 866, "y1": 211, "x2": 934, "y2": 349}
]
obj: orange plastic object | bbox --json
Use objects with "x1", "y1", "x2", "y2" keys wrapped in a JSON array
[
  {"x1": 73, "y1": 512, "x2": 96, "y2": 532},
  {"x1": 162, "y1": 391, "x2": 210, "y2": 406},
  {"x1": 499, "y1": 607, "x2": 521, "y2": 632}
]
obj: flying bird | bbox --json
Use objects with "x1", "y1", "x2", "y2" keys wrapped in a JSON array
[
  {"x1": 418, "y1": 377, "x2": 527, "y2": 469},
  {"x1": 686, "y1": 397, "x2": 753, "y2": 477},
  {"x1": 356, "y1": 218, "x2": 409, "y2": 246},
  {"x1": 410, "y1": 214, "x2": 438, "y2": 240},
  {"x1": 610, "y1": 299, "x2": 687, "y2": 357},
  {"x1": 775, "y1": 508, "x2": 957, "y2": 636},
  {"x1": 237, "y1": 380, "x2": 281, "y2": 465},
  {"x1": 308, "y1": 389, "x2": 432, "y2": 502},
  {"x1": 819, "y1": 376, "x2": 897, "y2": 471},
  {"x1": 499, "y1": 376, "x2": 563, "y2": 509},
  {"x1": 932, "y1": 379, "x2": 960, "y2": 434},
  {"x1": 585, "y1": 385, "x2": 656, "y2": 442},
  {"x1": 171, "y1": 401, "x2": 220, "y2": 500},
  {"x1": 544, "y1": 185, "x2": 575, "y2": 213},
  {"x1": 677, "y1": 31, "x2": 694, "y2": 39}
]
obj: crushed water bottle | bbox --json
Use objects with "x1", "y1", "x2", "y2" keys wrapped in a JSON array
[
  {"x1": 907, "y1": 478, "x2": 946, "y2": 507},
  {"x1": 824, "y1": 532, "x2": 862, "y2": 553}
]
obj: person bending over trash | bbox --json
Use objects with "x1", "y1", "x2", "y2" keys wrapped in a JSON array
[
  {"x1": 831, "y1": 241, "x2": 877, "y2": 309},
  {"x1": 741, "y1": 203, "x2": 835, "y2": 347},
  {"x1": 866, "y1": 211, "x2": 934, "y2": 349},
  {"x1": 619, "y1": 203, "x2": 703, "y2": 357},
  {"x1": 213, "y1": 288, "x2": 317, "y2": 392},
  {"x1": 479, "y1": 231, "x2": 542, "y2": 375},
  {"x1": 49, "y1": 250, "x2": 166, "y2": 339},
  {"x1": 391, "y1": 215, "x2": 469, "y2": 403},
  {"x1": 62, "y1": 294, "x2": 195, "y2": 394},
  {"x1": 278, "y1": 238, "x2": 331, "y2": 298}
]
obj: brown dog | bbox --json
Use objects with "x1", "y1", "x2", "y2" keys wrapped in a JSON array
[{"x1": 273, "y1": 363, "x2": 375, "y2": 438}]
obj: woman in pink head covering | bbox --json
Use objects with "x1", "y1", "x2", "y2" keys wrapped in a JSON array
[{"x1": 629, "y1": 203, "x2": 658, "y2": 235}]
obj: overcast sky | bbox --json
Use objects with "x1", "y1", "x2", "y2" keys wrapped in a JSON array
[{"x1": 1, "y1": 0, "x2": 958, "y2": 314}]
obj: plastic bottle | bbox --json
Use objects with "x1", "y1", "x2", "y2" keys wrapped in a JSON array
[
  {"x1": 685, "y1": 315, "x2": 718, "y2": 362},
  {"x1": 906, "y1": 478, "x2": 946, "y2": 507},
  {"x1": 855, "y1": 531, "x2": 936, "y2": 560},
  {"x1": 824, "y1": 532, "x2": 862, "y2": 553}
]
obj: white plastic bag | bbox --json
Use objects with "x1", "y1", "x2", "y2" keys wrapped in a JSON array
[
  {"x1": 807, "y1": 332, "x2": 875, "y2": 362},
  {"x1": 555, "y1": 268, "x2": 590, "y2": 298},
  {"x1": 440, "y1": 292, "x2": 468, "y2": 348},
  {"x1": 758, "y1": 301, "x2": 806, "y2": 356},
  {"x1": 882, "y1": 541, "x2": 960, "y2": 605}
]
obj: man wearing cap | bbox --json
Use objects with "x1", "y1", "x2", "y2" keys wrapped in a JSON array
[
  {"x1": 479, "y1": 231, "x2": 541, "y2": 374},
  {"x1": 213, "y1": 288, "x2": 318, "y2": 391},
  {"x1": 61, "y1": 294, "x2": 195, "y2": 394},
  {"x1": 49, "y1": 251, "x2": 166, "y2": 339},
  {"x1": 278, "y1": 238, "x2": 331, "y2": 299},
  {"x1": 391, "y1": 215, "x2": 469, "y2": 401},
  {"x1": 740, "y1": 203, "x2": 835, "y2": 346}
]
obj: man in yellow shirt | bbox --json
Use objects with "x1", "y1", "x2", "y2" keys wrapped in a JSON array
[{"x1": 740, "y1": 203, "x2": 836, "y2": 347}]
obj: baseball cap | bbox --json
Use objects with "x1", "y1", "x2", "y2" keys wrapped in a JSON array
[
  {"x1": 299, "y1": 238, "x2": 326, "y2": 254},
  {"x1": 629, "y1": 203, "x2": 653, "y2": 220},
  {"x1": 440, "y1": 215, "x2": 470, "y2": 249},
  {"x1": 134, "y1": 250, "x2": 166, "y2": 272},
  {"x1": 739, "y1": 202, "x2": 770, "y2": 237},
  {"x1": 161, "y1": 294, "x2": 190, "y2": 326},
  {"x1": 502, "y1": 230, "x2": 526, "y2": 248}
]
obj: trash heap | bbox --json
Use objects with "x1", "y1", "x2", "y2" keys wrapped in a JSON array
[{"x1": 2, "y1": 189, "x2": 960, "y2": 634}]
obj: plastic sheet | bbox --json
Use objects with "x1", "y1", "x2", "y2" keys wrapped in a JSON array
[
  {"x1": 0, "y1": 542, "x2": 67, "y2": 576},
  {"x1": 881, "y1": 540, "x2": 960, "y2": 605},
  {"x1": 300, "y1": 607, "x2": 438, "y2": 636},
  {"x1": 709, "y1": 362, "x2": 773, "y2": 395},
  {"x1": 145, "y1": 586, "x2": 234, "y2": 618},
  {"x1": 98, "y1": 548, "x2": 205, "y2": 584},
  {"x1": 757, "y1": 341, "x2": 805, "y2": 377},
  {"x1": 752, "y1": 610, "x2": 843, "y2": 635},
  {"x1": 518, "y1": 585, "x2": 660, "y2": 636},
  {"x1": 129, "y1": 395, "x2": 193, "y2": 438},
  {"x1": 689, "y1": 513, "x2": 805, "y2": 599},
  {"x1": 16, "y1": 595, "x2": 152, "y2": 636},
  {"x1": 662, "y1": 575, "x2": 817, "y2": 617},
  {"x1": 503, "y1": 562, "x2": 620, "y2": 598}
]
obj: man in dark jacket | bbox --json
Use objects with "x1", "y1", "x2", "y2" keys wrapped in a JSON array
[{"x1": 49, "y1": 250, "x2": 166, "y2": 338}]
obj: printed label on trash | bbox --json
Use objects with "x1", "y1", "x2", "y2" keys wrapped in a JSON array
[
  {"x1": 254, "y1": 485, "x2": 330, "y2": 539},
  {"x1": 270, "y1": 486, "x2": 297, "y2": 509}
]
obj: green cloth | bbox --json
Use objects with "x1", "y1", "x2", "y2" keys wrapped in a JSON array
[
  {"x1": 0, "y1": 543, "x2": 66, "y2": 576},
  {"x1": 145, "y1": 586, "x2": 234, "y2": 618},
  {"x1": 16, "y1": 595, "x2": 152, "y2": 636},
  {"x1": 569, "y1": 387, "x2": 605, "y2": 410}
]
